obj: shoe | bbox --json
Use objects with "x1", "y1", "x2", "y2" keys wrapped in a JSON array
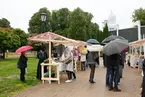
[
  {"x1": 72, "y1": 78, "x2": 76, "y2": 80},
  {"x1": 65, "y1": 80, "x2": 72, "y2": 83},
  {"x1": 109, "y1": 86, "x2": 113, "y2": 91},
  {"x1": 89, "y1": 80, "x2": 96, "y2": 84},
  {"x1": 21, "y1": 80, "x2": 26, "y2": 83},
  {"x1": 106, "y1": 84, "x2": 109, "y2": 87},
  {"x1": 118, "y1": 82, "x2": 120, "y2": 85},
  {"x1": 113, "y1": 87, "x2": 121, "y2": 92}
]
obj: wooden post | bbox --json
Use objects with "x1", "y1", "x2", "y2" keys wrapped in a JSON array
[
  {"x1": 41, "y1": 64, "x2": 44, "y2": 83},
  {"x1": 48, "y1": 35, "x2": 52, "y2": 84}
]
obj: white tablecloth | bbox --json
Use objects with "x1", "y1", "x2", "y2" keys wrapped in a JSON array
[{"x1": 52, "y1": 60, "x2": 66, "y2": 72}]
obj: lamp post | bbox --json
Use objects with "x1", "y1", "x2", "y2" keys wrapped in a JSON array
[{"x1": 41, "y1": 12, "x2": 47, "y2": 33}]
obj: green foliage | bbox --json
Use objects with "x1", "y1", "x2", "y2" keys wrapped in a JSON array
[
  {"x1": 0, "y1": 58, "x2": 39, "y2": 97},
  {"x1": 51, "y1": 8, "x2": 70, "y2": 36},
  {"x1": 0, "y1": 31, "x2": 21, "y2": 51},
  {"x1": 132, "y1": 7, "x2": 145, "y2": 25},
  {"x1": 99, "y1": 23, "x2": 110, "y2": 43},
  {"x1": 68, "y1": 7, "x2": 94, "y2": 40},
  {"x1": 0, "y1": 18, "x2": 11, "y2": 28},
  {"x1": 28, "y1": 7, "x2": 52, "y2": 34},
  {"x1": 28, "y1": 7, "x2": 101, "y2": 42},
  {"x1": 13, "y1": 28, "x2": 28, "y2": 46}
]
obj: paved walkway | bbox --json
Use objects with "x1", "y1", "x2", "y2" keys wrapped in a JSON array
[{"x1": 12, "y1": 66, "x2": 142, "y2": 97}]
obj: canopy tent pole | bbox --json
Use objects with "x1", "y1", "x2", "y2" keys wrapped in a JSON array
[{"x1": 48, "y1": 35, "x2": 52, "y2": 84}]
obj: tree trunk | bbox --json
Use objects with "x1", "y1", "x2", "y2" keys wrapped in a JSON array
[{"x1": 2, "y1": 50, "x2": 5, "y2": 59}]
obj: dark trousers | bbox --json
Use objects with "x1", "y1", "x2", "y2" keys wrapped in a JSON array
[
  {"x1": 106, "y1": 67, "x2": 111, "y2": 85},
  {"x1": 66, "y1": 71, "x2": 72, "y2": 80},
  {"x1": 72, "y1": 72, "x2": 76, "y2": 79},
  {"x1": 89, "y1": 64, "x2": 96, "y2": 81},
  {"x1": 110, "y1": 66, "x2": 119, "y2": 87},
  {"x1": 66, "y1": 71, "x2": 76, "y2": 80},
  {"x1": 20, "y1": 68, "x2": 26, "y2": 81},
  {"x1": 81, "y1": 62, "x2": 86, "y2": 71},
  {"x1": 118, "y1": 65, "x2": 123, "y2": 83}
]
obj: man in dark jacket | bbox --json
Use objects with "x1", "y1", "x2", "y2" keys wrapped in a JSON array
[
  {"x1": 141, "y1": 58, "x2": 145, "y2": 97},
  {"x1": 36, "y1": 49, "x2": 48, "y2": 80},
  {"x1": 108, "y1": 54, "x2": 121, "y2": 92},
  {"x1": 104, "y1": 54, "x2": 111, "y2": 86},
  {"x1": 86, "y1": 51, "x2": 98, "y2": 83},
  {"x1": 17, "y1": 52, "x2": 28, "y2": 82}
]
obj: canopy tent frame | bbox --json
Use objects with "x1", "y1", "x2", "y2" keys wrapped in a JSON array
[{"x1": 28, "y1": 32, "x2": 86, "y2": 84}]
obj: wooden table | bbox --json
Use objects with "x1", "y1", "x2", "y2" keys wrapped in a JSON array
[{"x1": 41, "y1": 63, "x2": 60, "y2": 84}]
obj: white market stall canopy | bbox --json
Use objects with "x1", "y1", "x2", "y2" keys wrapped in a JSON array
[
  {"x1": 28, "y1": 32, "x2": 86, "y2": 46},
  {"x1": 129, "y1": 39, "x2": 145, "y2": 48}
]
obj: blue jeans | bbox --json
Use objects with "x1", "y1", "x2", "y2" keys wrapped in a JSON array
[
  {"x1": 85, "y1": 61, "x2": 88, "y2": 68},
  {"x1": 110, "y1": 66, "x2": 119, "y2": 87},
  {"x1": 106, "y1": 67, "x2": 111, "y2": 85},
  {"x1": 118, "y1": 65, "x2": 123, "y2": 83}
]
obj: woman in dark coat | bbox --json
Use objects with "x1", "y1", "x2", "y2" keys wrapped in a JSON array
[
  {"x1": 36, "y1": 49, "x2": 48, "y2": 80},
  {"x1": 17, "y1": 52, "x2": 28, "y2": 82}
]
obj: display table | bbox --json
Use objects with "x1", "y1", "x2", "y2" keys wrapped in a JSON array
[{"x1": 41, "y1": 63, "x2": 60, "y2": 84}]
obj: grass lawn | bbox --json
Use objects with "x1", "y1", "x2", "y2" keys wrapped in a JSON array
[{"x1": 0, "y1": 57, "x2": 40, "y2": 97}]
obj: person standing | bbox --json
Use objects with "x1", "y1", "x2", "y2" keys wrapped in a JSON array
[
  {"x1": 86, "y1": 51, "x2": 98, "y2": 83},
  {"x1": 104, "y1": 54, "x2": 111, "y2": 86},
  {"x1": 109, "y1": 54, "x2": 121, "y2": 92},
  {"x1": 17, "y1": 52, "x2": 28, "y2": 82},
  {"x1": 60, "y1": 46, "x2": 76, "y2": 83},
  {"x1": 141, "y1": 58, "x2": 145, "y2": 97},
  {"x1": 80, "y1": 46, "x2": 87, "y2": 71},
  {"x1": 118, "y1": 54, "x2": 124, "y2": 84},
  {"x1": 36, "y1": 48, "x2": 48, "y2": 80}
]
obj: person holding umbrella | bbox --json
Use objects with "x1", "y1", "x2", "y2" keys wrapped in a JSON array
[
  {"x1": 86, "y1": 39, "x2": 99, "y2": 83},
  {"x1": 141, "y1": 57, "x2": 145, "y2": 97},
  {"x1": 102, "y1": 39, "x2": 128, "y2": 91},
  {"x1": 16, "y1": 46, "x2": 33, "y2": 82},
  {"x1": 17, "y1": 52, "x2": 28, "y2": 82}
]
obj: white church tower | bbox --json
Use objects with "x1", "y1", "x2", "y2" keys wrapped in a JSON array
[{"x1": 107, "y1": 11, "x2": 117, "y2": 31}]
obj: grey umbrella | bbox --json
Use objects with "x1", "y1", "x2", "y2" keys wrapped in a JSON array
[
  {"x1": 101, "y1": 35, "x2": 127, "y2": 45},
  {"x1": 102, "y1": 39, "x2": 128, "y2": 56},
  {"x1": 86, "y1": 39, "x2": 99, "y2": 44}
]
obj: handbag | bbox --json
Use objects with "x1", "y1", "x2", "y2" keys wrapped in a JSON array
[{"x1": 65, "y1": 59, "x2": 72, "y2": 64}]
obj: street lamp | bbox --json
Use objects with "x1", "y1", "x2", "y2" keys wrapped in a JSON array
[
  {"x1": 41, "y1": 12, "x2": 46, "y2": 33},
  {"x1": 41, "y1": 12, "x2": 46, "y2": 22}
]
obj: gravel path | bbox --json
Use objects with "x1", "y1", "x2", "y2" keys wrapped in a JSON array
[{"x1": 12, "y1": 65, "x2": 142, "y2": 97}]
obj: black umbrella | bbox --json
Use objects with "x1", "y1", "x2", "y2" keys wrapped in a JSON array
[
  {"x1": 101, "y1": 35, "x2": 127, "y2": 45},
  {"x1": 86, "y1": 39, "x2": 99, "y2": 44}
]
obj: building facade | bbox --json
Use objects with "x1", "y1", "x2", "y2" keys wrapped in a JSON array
[{"x1": 110, "y1": 26, "x2": 145, "y2": 42}]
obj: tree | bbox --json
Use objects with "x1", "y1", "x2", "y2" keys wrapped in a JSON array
[
  {"x1": 28, "y1": 7, "x2": 101, "y2": 42},
  {"x1": 68, "y1": 7, "x2": 94, "y2": 40},
  {"x1": 101, "y1": 23, "x2": 110, "y2": 42},
  {"x1": 132, "y1": 7, "x2": 145, "y2": 25},
  {"x1": 51, "y1": 8, "x2": 70, "y2": 36},
  {"x1": 0, "y1": 31, "x2": 20, "y2": 59},
  {"x1": 13, "y1": 28, "x2": 28, "y2": 46},
  {"x1": 28, "y1": 7, "x2": 51, "y2": 34},
  {"x1": 87, "y1": 22, "x2": 99, "y2": 40},
  {"x1": 0, "y1": 18, "x2": 11, "y2": 28}
]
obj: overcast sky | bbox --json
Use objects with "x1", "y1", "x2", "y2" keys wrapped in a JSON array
[{"x1": 0, "y1": 0, "x2": 145, "y2": 32}]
